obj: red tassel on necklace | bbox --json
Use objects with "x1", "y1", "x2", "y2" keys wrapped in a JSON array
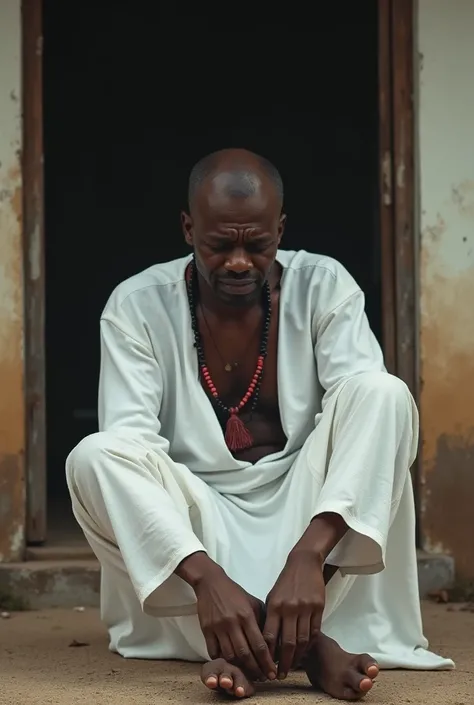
[
  {"x1": 225, "y1": 411, "x2": 253, "y2": 451},
  {"x1": 186, "y1": 260, "x2": 271, "y2": 454},
  {"x1": 199, "y1": 357, "x2": 265, "y2": 452}
]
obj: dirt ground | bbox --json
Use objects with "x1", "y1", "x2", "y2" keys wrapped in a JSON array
[{"x1": 1, "y1": 602, "x2": 472, "y2": 705}]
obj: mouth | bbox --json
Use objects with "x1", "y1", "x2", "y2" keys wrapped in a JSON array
[{"x1": 217, "y1": 279, "x2": 258, "y2": 295}]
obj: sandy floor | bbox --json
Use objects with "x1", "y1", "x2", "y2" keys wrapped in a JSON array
[{"x1": 1, "y1": 602, "x2": 472, "y2": 705}]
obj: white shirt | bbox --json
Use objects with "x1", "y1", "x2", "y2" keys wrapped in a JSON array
[{"x1": 98, "y1": 249, "x2": 384, "y2": 495}]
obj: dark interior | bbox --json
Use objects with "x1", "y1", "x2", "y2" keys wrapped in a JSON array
[{"x1": 42, "y1": 3, "x2": 379, "y2": 533}]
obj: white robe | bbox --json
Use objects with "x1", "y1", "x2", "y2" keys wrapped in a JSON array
[{"x1": 66, "y1": 249, "x2": 454, "y2": 670}]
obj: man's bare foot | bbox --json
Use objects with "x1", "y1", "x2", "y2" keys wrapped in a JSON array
[
  {"x1": 304, "y1": 632, "x2": 379, "y2": 701},
  {"x1": 201, "y1": 659, "x2": 256, "y2": 699}
]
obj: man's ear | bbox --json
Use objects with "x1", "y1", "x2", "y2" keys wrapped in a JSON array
[
  {"x1": 277, "y1": 213, "x2": 287, "y2": 244},
  {"x1": 181, "y1": 211, "x2": 193, "y2": 247}
]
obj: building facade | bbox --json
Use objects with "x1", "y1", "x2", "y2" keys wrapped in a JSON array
[{"x1": 0, "y1": 0, "x2": 473, "y2": 581}]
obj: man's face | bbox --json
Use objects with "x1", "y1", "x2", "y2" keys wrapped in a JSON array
[{"x1": 182, "y1": 184, "x2": 285, "y2": 307}]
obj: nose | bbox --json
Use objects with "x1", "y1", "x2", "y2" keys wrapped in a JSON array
[{"x1": 224, "y1": 248, "x2": 252, "y2": 275}]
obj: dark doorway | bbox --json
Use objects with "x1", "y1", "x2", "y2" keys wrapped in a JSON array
[{"x1": 42, "y1": 3, "x2": 379, "y2": 539}]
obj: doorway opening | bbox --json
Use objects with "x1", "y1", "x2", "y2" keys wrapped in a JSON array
[{"x1": 41, "y1": 3, "x2": 380, "y2": 545}]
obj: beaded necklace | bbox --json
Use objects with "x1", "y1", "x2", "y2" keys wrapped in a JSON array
[{"x1": 186, "y1": 258, "x2": 272, "y2": 452}]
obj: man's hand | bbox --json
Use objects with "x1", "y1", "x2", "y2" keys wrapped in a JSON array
[
  {"x1": 195, "y1": 568, "x2": 277, "y2": 681},
  {"x1": 263, "y1": 549, "x2": 326, "y2": 679},
  {"x1": 176, "y1": 552, "x2": 277, "y2": 682}
]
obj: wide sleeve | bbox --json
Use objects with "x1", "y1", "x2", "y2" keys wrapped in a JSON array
[
  {"x1": 98, "y1": 315, "x2": 171, "y2": 455},
  {"x1": 95, "y1": 314, "x2": 209, "y2": 617},
  {"x1": 313, "y1": 265, "x2": 386, "y2": 407}
]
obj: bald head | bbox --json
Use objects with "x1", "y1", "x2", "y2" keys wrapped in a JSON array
[
  {"x1": 182, "y1": 148, "x2": 286, "y2": 307},
  {"x1": 188, "y1": 148, "x2": 284, "y2": 210}
]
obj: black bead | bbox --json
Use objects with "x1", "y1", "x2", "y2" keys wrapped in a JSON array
[{"x1": 186, "y1": 258, "x2": 271, "y2": 417}]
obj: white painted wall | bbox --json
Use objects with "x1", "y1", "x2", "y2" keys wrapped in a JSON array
[
  {"x1": 418, "y1": 0, "x2": 474, "y2": 576},
  {"x1": 0, "y1": 0, "x2": 23, "y2": 366},
  {"x1": 0, "y1": 0, "x2": 25, "y2": 561}
]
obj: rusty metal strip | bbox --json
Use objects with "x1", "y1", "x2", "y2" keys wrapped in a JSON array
[
  {"x1": 378, "y1": 0, "x2": 397, "y2": 375},
  {"x1": 389, "y1": 0, "x2": 420, "y2": 537},
  {"x1": 391, "y1": 0, "x2": 417, "y2": 399},
  {"x1": 23, "y1": 0, "x2": 47, "y2": 543}
]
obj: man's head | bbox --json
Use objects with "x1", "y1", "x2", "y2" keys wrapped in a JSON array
[{"x1": 182, "y1": 148, "x2": 286, "y2": 307}]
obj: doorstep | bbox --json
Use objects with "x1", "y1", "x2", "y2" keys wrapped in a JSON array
[
  {"x1": 0, "y1": 550, "x2": 455, "y2": 611},
  {"x1": 0, "y1": 559, "x2": 100, "y2": 610}
]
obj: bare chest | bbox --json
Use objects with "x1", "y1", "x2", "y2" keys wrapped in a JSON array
[{"x1": 196, "y1": 295, "x2": 286, "y2": 461}]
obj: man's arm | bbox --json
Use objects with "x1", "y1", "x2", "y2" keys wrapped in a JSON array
[
  {"x1": 97, "y1": 312, "x2": 210, "y2": 580},
  {"x1": 263, "y1": 267, "x2": 389, "y2": 677},
  {"x1": 98, "y1": 310, "x2": 277, "y2": 680},
  {"x1": 98, "y1": 314, "x2": 170, "y2": 452},
  {"x1": 314, "y1": 287, "x2": 385, "y2": 404},
  {"x1": 289, "y1": 286, "x2": 386, "y2": 561}
]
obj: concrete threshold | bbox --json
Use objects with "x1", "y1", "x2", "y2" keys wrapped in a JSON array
[
  {"x1": 0, "y1": 550, "x2": 454, "y2": 610},
  {"x1": 0, "y1": 559, "x2": 100, "y2": 610}
]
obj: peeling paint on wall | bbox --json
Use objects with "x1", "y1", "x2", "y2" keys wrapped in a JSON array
[
  {"x1": 419, "y1": 0, "x2": 474, "y2": 579},
  {"x1": 0, "y1": 0, "x2": 25, "y2": 562}
]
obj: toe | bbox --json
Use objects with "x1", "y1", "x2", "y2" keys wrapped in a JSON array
[
  {"x1": 219, "y1": 674, "x2": 234, "y2": 690},
  {"x1": 366, "y1": 663, "x2": 379, "y2": 679},
  {"x1": 358, "y1": 654, "x2": 379, "y2": 679},
  {"x1": 342, "y1": 686, "x2": 364, "y2": 701},
  {"x1": 346, "y1": 669, "x2": 374, "y2": 696},
  {"x1": 229, "y1": 665, "x2": 255, "y2": 698},
  {"x1": 204, "y1": 675, "x2": 218, "y2": 690},
  {"x1": 359, "y1": 677, "x2": 374, "y2": 693},
  {"x1": 201, "y1": 659, "x2": 255, "y2": 698},
  {"x1": 201, "y1": 659, "x2": 226, "y2": 690}
]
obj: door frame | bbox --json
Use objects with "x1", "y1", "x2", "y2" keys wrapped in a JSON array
[
  {"x1": 21, "y1": 0, "x2": 417, "y2": 545},
  {"x1": 23, "y1": 0, "x2": 47, "y2": 544},
  {"x1": 378, "y1": 0, "x2": 420, "y2": 530}
]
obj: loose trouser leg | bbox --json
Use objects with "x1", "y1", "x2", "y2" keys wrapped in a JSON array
[{"x1": 66, "y1": 433, "x2": 222, "y2": 617}]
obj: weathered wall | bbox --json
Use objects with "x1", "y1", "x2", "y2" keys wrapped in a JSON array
[
  {"x1": 0, "y1": 0, "x2": 25, "y2": 561},
  {"x1": 418, "y1": 0, "x2": 474, "y2": 580}
]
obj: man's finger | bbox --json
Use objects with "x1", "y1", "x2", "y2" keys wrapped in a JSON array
[
  {"x1": 293, "y1": 614, "x2": 311, "y2": 669},
  {"x1": 262, "y1": 611, "x2": 281, "y2": 661},
  {"x1": 244, "y1": 618, "x2": 277, "y2": 680},
  {"x1": 228, "y1": 626, "x2": 265, "y2": 681},
  {"x1": 216, "y1": 632, "x2": 236, "y2": 665},
  {"x1": 204, "y1": 630, "x2": 220, "y2": 661},
  {"x1": 309, "y1": 610, "x2": 322, "y2": 643},
  {"x1": 277, "y1": 616, "x2": 297, "y2": 680}
]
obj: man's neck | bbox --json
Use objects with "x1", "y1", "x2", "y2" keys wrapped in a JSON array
[
  {"x1": 197, "y1": 273, "x2": 261, "y2": 321},
  {"x1": 195, "y1": 263, "x2": 281, "y2": 322}
]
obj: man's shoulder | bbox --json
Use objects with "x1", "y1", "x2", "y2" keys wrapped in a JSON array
[
  {"x1": 103, "y1": 255, "x2": 190, "y2": 314},
  {"x1": 278, "y1": 249, "x2": 357, "y2": 287}
]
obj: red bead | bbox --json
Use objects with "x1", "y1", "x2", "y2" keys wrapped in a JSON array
[{"x1": 212, "y1": 392, "x2": 218, "y2": 398}]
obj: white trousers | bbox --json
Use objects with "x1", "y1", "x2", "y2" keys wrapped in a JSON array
[{"x1": 66, "y1": 372, "x2": 454, "y2": 670}]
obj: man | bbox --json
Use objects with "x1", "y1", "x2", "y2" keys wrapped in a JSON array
[{"x1": 66, "y1": 148, "x2": 453, "y2": 700}]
